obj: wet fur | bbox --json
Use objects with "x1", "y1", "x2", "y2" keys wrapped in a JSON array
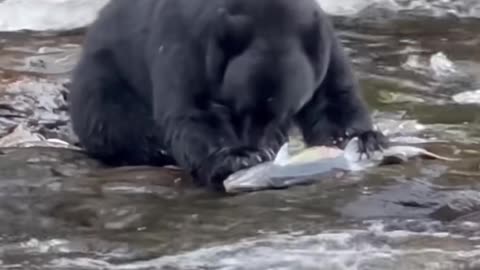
[{"x1": 69, "y1": 0, "x2": 387, "y2": 191}]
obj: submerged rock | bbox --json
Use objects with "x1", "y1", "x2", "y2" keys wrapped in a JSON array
[{"x1": 0, "y1": 77, "x2": 77, "y2": 145}]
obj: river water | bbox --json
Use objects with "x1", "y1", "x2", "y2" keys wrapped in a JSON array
[{"x1": 1, "y1": 0, "x2": 480, "y2": 269}]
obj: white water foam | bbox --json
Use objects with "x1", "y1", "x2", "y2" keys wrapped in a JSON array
[
  {"x1": 402, "y1": 51, "x2": 465, "y2": 80},
  {"x1": 453, "y1": 89, "x2": 480, "y2": 104},
  {"x1": 45, "y1": 221, "x2": 480, "y2": 270},
  {"x1": 0, "y1": 0, "x2": 479, "y2": 32}
]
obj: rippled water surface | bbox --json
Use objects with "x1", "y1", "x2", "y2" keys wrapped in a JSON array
[{"x1": 1, "y1": 1, "x2": 480, "y2": 269}]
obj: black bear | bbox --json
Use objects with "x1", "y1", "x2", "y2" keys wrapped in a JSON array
[{"x1": 69, "y1": 0, "x2": 387, "y2": 190}]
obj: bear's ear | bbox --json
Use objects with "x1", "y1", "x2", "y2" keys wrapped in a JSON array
[{"x1": 206, "y1": 9, "x2": 253, "y2": 88}]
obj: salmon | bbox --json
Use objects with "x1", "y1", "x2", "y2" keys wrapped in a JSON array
[{"x1": 223, "y1": 137, "x2": 458, "y2": 194}]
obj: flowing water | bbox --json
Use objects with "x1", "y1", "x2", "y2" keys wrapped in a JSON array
[{"x1": 2, "y1": 0, "x2": 480, "y2": 269}]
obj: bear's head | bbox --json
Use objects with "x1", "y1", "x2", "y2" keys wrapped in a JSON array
[{"x1": 206, "y1": 0, "x2": 330, "y2": 140}]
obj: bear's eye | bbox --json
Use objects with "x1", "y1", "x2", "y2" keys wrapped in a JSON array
[{"x1": 217, "y1": 14, "x2": 253, "y2": 57}]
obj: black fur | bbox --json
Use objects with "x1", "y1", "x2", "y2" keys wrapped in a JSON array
[{"x1": 69, "y1": 0, "x2": 387, "y2": 191}]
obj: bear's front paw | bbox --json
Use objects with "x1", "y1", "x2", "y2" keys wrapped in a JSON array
[
  {"x1": 354, "y1": 130, "x2": 389, "y2": 158},
  {"x1": 195, "y1": 146, "x2": 274, "y2": 191}
]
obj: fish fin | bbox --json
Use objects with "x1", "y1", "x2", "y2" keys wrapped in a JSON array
[
  {"x1": 273, "y1": 142, "x2": 291, "y2": 165},
  {"x1": 343, "y1": 137, "x2": 361, "y2": 161}
]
